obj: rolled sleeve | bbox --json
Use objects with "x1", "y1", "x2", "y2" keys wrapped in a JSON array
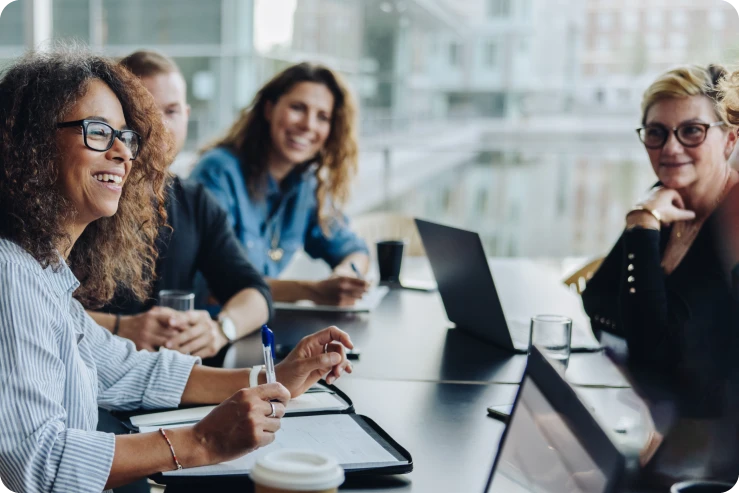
[
  {"x1": 138, "y1": 349, "x2": 200, "y2": 409},
  {"x1": 71, "y1": 299, "x2": 200, "y2": 411},
  {"x1": 48, "y1": 428, "x2": 115, "y2": 493},
  {"x1": 304, "y1": 212, "x2": 369, "y2": 268}
]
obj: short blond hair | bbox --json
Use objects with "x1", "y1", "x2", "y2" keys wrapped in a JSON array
[{"x1": 641, "y1": 64, "x2": 729, "y2": 126}]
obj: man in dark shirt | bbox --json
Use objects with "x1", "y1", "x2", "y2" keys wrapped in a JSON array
[{"x1": 87, "y1": 51, "x2": 270, "y2": 359}]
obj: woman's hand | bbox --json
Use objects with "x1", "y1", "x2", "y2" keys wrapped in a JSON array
[
  {"x1": 307, "y1": 276, "x2": 369, "y2": 306},
  {"x1": 118, "y1": 306, "x2": 187, "y2": 352},
  {"x1": 627, "y1": 187, "x2": 696, "y2": 229},
  {"x1": 191, "y1": 383, "x2": 290, "y2": 465},
  {"x1": 275, "y1": 326, "x2": 354, "y2": 396}
]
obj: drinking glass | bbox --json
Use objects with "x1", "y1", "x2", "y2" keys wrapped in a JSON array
[
  {"x1": 529, "y1": 314, "x2": 573, "y2": 370},
  {"x1": 158, "y1": 290, "x2": 194, "y2": 311}
]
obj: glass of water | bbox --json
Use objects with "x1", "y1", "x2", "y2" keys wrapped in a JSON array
[
  {"x1": 158, "y1": 290, "x2": 194, "y2": 312},
  {"x1": 529, "y1": 314, "x2": 573, "y2": 370}
]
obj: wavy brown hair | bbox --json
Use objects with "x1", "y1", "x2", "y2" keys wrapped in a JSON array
[
  {"x1": 202, "y1": 62, "x2": 358, "y2": 232},
  {"x1": 0, "y1": 48, "x2": 171, "y2": 308}
]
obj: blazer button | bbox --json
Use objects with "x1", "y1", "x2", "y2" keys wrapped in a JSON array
[
  {"x1": 627, "y1": 276, "x2": 635, "y2": 283},
  {"x1": 628, "y1": 264, "x2": 634, "y2": 271},
  {"x1": 628, "y1": 253, "x2": 635, "y2": 260},
  {"x1": 629, "y1": 287, "x2": 636, "y2": 294}
]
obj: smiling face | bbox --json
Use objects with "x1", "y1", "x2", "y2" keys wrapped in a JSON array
[
  {"x1": 55, "y1": 79, "x2": 134, "y2": 227},
  {"x1": 265, "y1": 81, "x2": 335, "y2": 168},
  {"x1": 644, "y1": 95, "x2": 734, "y2": 190}
]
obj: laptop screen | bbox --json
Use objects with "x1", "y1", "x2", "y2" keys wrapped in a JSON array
[{"x1": 486, "y1": 375, "x2": 608, "y2": 493}]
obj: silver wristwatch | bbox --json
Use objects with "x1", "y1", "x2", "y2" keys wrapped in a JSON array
[{"x1": 218, "y1": 314, "x2": 237, "y2": 342}]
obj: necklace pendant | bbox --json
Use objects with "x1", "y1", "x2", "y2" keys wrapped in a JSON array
[{"x1": 268, "y1": 248, "x2": 284, "y2": 262}]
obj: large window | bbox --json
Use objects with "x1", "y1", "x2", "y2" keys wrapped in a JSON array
[
  {"x1": 53, "y1": 0, "x2": 89, "y2": 43},
  {"x1": 3, "y1": 0, "x2": 739, "y2": 258},
  {"x1": 102, "y1": 0, "x2": 221, "y2": 45},
  {"x1": 0, "y1": 1, "x2": 23, "y2": 47},
  {"x1": 488, "y1": 0, "x2": 511, "y2": 18}
]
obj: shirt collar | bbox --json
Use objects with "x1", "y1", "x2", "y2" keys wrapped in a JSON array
[
  {"x1": 266, "y1": 162, "x2": 316, "y2": 198},
  {"x1": 0, "y1": 238, "x2": 80, "y2": 296}
]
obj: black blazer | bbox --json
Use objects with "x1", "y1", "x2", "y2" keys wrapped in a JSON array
[{"x1": 583, "y1": 214, "x2": 739, "y2": 414}]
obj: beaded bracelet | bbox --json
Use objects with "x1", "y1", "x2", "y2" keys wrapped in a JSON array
[{"x1": 159, "y1": 428, "x2": 183, "y2": 471}]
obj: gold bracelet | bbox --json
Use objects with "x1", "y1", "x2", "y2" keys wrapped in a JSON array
[{"x1": 627, "y1": 205, "x2": 661, "y2": 224}]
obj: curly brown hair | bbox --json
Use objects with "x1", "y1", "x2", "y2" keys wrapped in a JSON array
[
  {"x1": 202, "y1": 62, "x2": 358, "y2": 233},
  {"x1": 0, "y1": 48, "x2": 171, "y2": 308}
]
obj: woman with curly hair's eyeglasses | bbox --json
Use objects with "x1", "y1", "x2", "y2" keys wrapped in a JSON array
[{"x1": 0, "y1": 49, "x2": 354, "y2": 493}]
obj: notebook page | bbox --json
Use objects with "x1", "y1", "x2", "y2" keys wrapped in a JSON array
[
  {"x1": 131, "y1": 391, "x2": 347, "y2": 428},
  {"x1": 140, "y1": 414, "x2": 399, "y2": 476}
]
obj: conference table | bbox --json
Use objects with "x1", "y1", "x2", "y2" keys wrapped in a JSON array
[{"x1": 164, "y1": 258, "x2": 658, "y2": 493}]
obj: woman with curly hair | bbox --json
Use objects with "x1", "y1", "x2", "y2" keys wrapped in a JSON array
[
  {"x1": 0, "y1": 49, "x2": 354, "y2": 493},
  {"x1": 190, "y1": 63, "x2": 370, "y2": 306}
]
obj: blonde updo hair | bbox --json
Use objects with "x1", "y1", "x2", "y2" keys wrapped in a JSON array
[
  {"x1": 718, "y1": 67, "x2": 739, "y2": 127},
  {"x1": 641, "y1": 64, "x2": 732, "y2": 128}
]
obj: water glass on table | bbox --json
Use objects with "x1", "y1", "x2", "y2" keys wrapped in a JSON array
[
  {"x1": 158, "y1": 290, "x2": 194, "y2": 311},
  {"x1": 529, "y1": 314, "x2": 573, "y2": 370}
]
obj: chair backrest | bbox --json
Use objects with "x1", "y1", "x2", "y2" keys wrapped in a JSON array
[
  {"x1": 352, "y1": 212, "x2": 426, "y2": 257},
  {"x1": 563, "y1": 257, "x2": 604, "y2": 294}
]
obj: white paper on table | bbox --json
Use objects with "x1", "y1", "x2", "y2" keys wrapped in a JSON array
[
  {"x1": 139, "y1": 414, "x2": 402, "y2": 476},
  {"x1": 130, "y1": 392, "x2": 349, "y2": 428},
  {"x1": 273, "y1": 286, "x2": 389, "y2": 312}
]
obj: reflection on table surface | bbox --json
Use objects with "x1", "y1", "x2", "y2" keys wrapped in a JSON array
[{"x1": 178, "y1": 256, "x2": 675, "y2": 493}]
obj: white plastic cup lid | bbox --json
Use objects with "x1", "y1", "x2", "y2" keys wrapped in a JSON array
[{"x1": 250, "y1": 449, "x2": 345, "y2": 491}]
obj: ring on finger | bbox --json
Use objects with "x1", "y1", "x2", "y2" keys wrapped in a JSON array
[
  {"x1": 323, "y1": 343, "x2": 328, "y2": 354},
  {"x1": 268, "y1": 401, "x2": 277, "y2": 418}
]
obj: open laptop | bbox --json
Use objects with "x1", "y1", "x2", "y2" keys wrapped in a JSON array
[
  {"x1": 415, "y1": 218, "x2": 531, "y2": 352},
  {"x1": 484, "y1": 346, "x2": 625, "y2": 493}
]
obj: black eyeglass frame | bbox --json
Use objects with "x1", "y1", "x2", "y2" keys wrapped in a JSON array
[
  {"x1": 56, "y1": 119, "x2": 142, "y2": 160},
  {"x1": 635, "y1": 121, "x2": 725, "y2": 150}
]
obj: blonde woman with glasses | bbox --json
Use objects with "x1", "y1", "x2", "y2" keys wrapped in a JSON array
[{"x1": 583, "y1": 65, "x2": 739, "y2": 394}]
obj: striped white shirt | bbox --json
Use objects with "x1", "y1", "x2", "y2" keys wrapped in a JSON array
[{"x1": 0, "y1": 239, "x2": 199, "y2": 493}]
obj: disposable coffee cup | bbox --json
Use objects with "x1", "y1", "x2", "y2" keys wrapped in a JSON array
[
  {"x1": 250, "y1": 449, "x2": 344, "y2": 493},
  {"x1": 670, "y1": 480, "x2": 735, "y2": 493},
  {"x1": 376, "y1": 240, "x2": 405, "y2": 283}
]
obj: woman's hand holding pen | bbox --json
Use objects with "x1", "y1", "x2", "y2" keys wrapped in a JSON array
[
  {"x1": 275, "y1": 326, "x2": 354, "y2": 396},
  {"x1": 307, "y1": 276, "x2": 369, "y2": 306},
  {"x1": 190, "y1": 383, "x2": 290, "y2": 465}
]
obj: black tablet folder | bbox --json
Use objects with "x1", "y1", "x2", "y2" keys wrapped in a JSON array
[{"x1": 120, "y1": 382, "x2": 413, "y2": 485}]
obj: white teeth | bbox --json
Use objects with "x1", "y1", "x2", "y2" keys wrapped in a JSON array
[
  {"x1": 93, "y1": 174, "x2": 122, "y2": 184},
  {"x1": 290, "y1": 135, "x2": 310, "y2": 146}
]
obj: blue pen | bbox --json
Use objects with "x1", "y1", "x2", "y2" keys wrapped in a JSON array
[
  {"x1": 261, "y1": 325, "x2": 276, "y2": 384},
  {"x1": 350, "y1": 262, "x2": 364, "y2": 280}
]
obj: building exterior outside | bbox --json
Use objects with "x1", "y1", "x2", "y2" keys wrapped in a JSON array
[{"x1": 579, "y1": 0, "x2": 739, "y2": 116}]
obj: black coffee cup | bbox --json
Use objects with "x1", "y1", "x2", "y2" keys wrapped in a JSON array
[
  {"x1": 670, "y1": 480, "x2": 734, "y2": 493},
  {"x1": 376, "y1": 240, "x2": 405, "y2": 283}
]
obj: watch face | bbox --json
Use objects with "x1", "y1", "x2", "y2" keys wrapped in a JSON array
[{"x1": 220, "y1": 316, "x2": 237, "y2": 341}]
